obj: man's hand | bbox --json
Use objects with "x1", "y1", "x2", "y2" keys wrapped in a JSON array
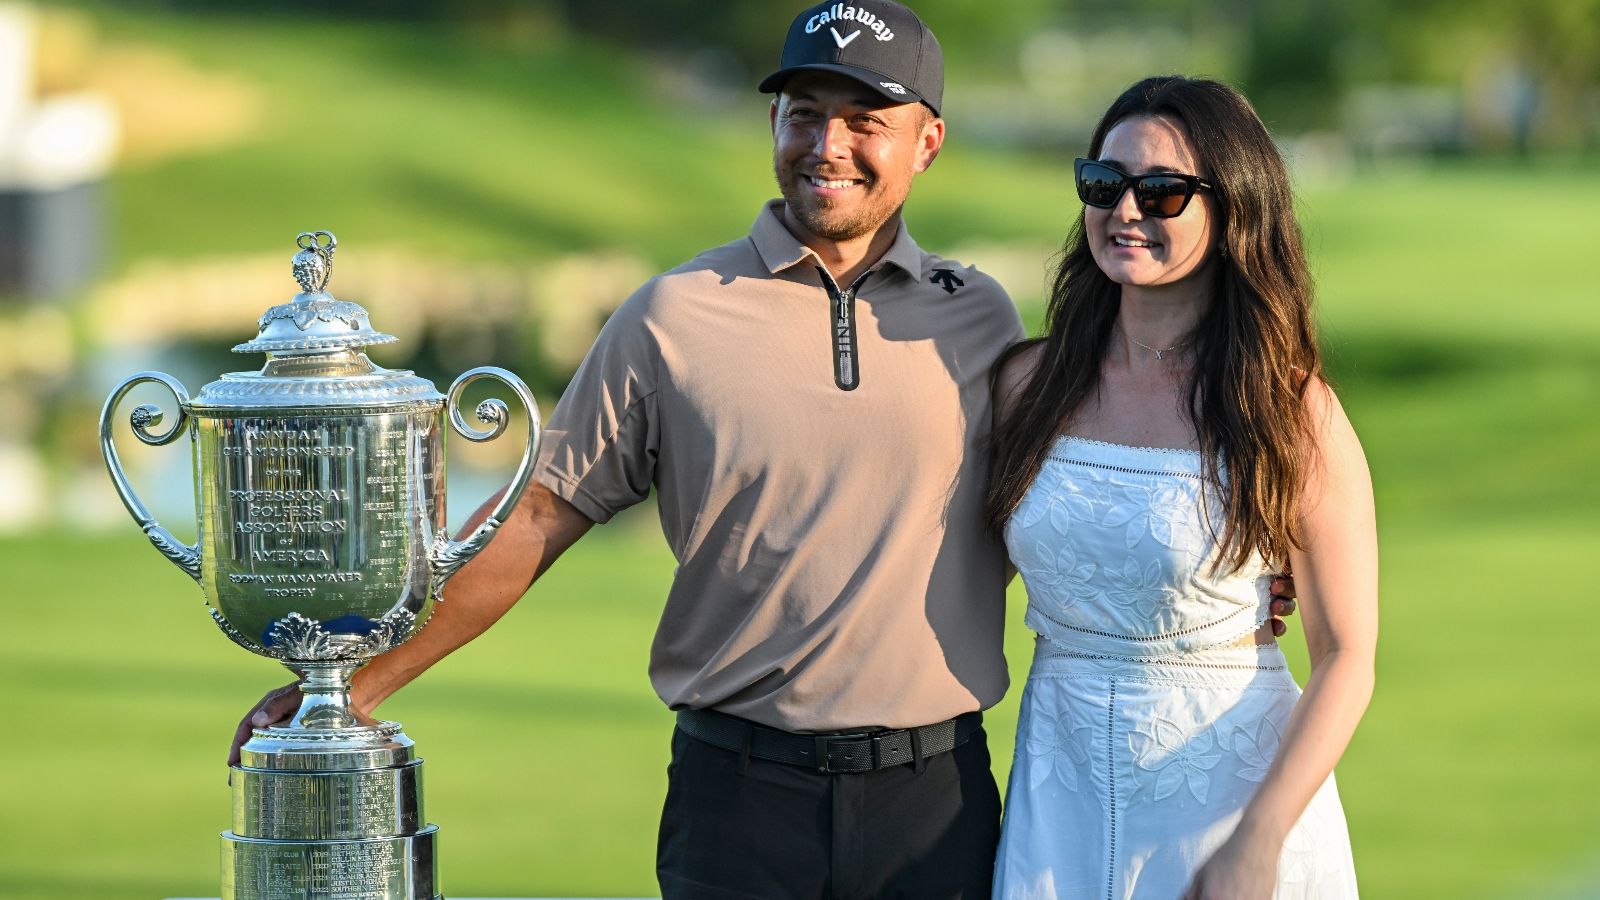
[
  {"x1": 228, "y1": 681, "x2": 304, "y2": 767},
  {"x1": 1268, "y1": 574, "x2": 1298, "y2": 637}
]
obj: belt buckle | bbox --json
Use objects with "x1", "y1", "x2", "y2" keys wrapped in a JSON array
[{"x1": 814, "y1": 733, "x2": 871, "y2": 774}]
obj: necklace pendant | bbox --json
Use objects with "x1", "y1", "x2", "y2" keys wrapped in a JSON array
[{"x1": 1154, "y1": 350, "x2": 1163, "y2": 360}]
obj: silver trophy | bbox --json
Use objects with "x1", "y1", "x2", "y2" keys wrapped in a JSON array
[{"x1": 100, "y1": 231, "x2": 540, "y2": 900}]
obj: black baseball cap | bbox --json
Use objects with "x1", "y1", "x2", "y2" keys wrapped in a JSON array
[{"x1": 758, "y1": 1, "x2": 944, "y2": 116}]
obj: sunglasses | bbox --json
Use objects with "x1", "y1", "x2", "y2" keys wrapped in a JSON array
[{"x1": 1074, "y1": 158, "x2": 1214, "y2": 219}]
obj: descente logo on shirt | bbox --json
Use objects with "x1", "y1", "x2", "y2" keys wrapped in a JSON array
[{"x1": 806, "y1": 4, "x2": 896, "y2": 42}]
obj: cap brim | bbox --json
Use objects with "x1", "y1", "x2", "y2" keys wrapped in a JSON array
[{"x1": 758, "y1": 63, "x2": 934, "y2": 114}]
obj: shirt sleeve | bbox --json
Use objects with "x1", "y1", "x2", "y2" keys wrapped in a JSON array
[{"x1": 533, "y1": 285, "x2": 660, "y2": 524}]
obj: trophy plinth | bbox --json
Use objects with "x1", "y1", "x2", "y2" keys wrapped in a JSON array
[
  {"x1": 226, "y1": 724, "x2": 436, "y2": 900},
  {"x1": 101, "y1": 232, "x2": 541, "y2": 900}
]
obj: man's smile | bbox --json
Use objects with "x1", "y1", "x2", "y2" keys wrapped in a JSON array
[{"x1": 804, "y1": 173, "x2": 868, "y2": 195}]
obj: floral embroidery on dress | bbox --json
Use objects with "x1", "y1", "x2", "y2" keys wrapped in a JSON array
[
  {"x1": 1102, "y1": 480, "x2": 1194, "y2": 549},
  {"x1": 1019, "y1": 468, "x2": 1102, "y2": 535},
  {"x1": 1025, "y1": 542, "x2": 1098, "y2": 612},
  {"x1": 1224, "y1": 717, "x2": 1281, "y2": 783},
  {"x1": 1025, "y1": 702, "x2": 1097, "y2": 795},
  {"x1": 1104, "y1": 557, "x2": 1180, "y2": 617},
  {"x1": 1129, "y1": 717, "x2": 1223, "y2": 804}
]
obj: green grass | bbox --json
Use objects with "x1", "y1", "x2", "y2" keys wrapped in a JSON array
[
  {"x1": 1303, "y1": 167, "x2": 1600, "y2": 344},
  {"x1": 5, "y1": 7, "x2": 1600, "y2": 899}
]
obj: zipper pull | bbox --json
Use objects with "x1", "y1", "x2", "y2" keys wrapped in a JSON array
[{"x1": 818, "y1": 266, "x2": 872, "y2": 392}]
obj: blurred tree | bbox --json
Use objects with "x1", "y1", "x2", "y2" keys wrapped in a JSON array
[
  {"x1": 149, "y1": 0, "x2": 1056, "y2": 79},
  {"x1": 555, "y1": 0, "x2": 789, "y2": 76},
  {"x1": 1360, "y1": 0, "x2": 1600, "y2": 149},
  {"x1": 1466, "y1": 0, "x2": 1600, "y2": 149},
  {"x1": 154, "y1": 0, "x2": 552, "y2": 17},
  {"x1": 557, "y1": 0, "x2": 1058, "y2": 79},
  {"x1": 1237, "y1": 0, "x2": 1353, "y2": 131},
  {"x1": 1048, "y1": 0, "x2": 1359, "y2": 131}
]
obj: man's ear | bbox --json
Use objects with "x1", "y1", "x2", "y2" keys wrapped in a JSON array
[
  {"x1": 770, "y1": 98, "x2": 781, "y2": 137},
  {"x1": 915, "y1": 116, "x2": 945, "y2": 174}
]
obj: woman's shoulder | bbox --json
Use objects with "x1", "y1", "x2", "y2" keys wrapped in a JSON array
[
  {"x1": 1297, "y1": 371, "x2": 1369, "y2": 488},
  {"x1": 993, "y1": 339, "x2": 1049, "y2": 421},
  {"x1": 1298, "y1": 371, "x2": 1346, "y2": 437}
]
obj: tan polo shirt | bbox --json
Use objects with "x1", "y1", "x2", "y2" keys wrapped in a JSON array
[{"x1": 534, "y1": 199, "x2": 1026, "y2": 732}]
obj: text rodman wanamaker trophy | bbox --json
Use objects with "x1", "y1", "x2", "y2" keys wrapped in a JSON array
[{"x1": 100, "y1": 231, "x2": 541, "y2": 900}]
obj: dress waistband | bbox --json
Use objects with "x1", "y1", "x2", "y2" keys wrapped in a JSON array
[{"x1": 1029, "y1": 635, "x2": 1298, "y2": 687}]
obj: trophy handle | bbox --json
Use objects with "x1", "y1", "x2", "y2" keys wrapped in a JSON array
[
  {"x1": 429, "y1": 366, "x2": 542, "y2": 597},
  {"x1": 100, "y1": 371, "x2": 202, "y2": 583}
]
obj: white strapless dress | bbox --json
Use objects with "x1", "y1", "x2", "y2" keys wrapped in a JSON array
[{"x1": 994, "y1": 437, "x2": 1359, "y2": 900}]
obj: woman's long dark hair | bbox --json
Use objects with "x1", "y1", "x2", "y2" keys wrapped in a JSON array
[{"x1": 985, "y1": 76, "x2": 1321, "y2": 573}]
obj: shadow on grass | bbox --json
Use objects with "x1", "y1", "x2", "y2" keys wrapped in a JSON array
[
  {"x1": 388, "y1": 164, "x2": 603, "y2": 256},
  {"x1": 1321, "y1": 333, "x2": 1600, "y2": 386}
]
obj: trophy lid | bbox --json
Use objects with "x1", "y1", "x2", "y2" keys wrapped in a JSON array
[
  {"x1": 233, "y1": 231, "x2": 399, "y2": 355},
  {"x1": 188, "y1": 230, "x2": 444, "y2": 411}
]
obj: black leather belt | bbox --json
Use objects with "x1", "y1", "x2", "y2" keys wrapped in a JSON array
[{"x1": 676, "y1": 708, "x2": 981, "y2": 774}]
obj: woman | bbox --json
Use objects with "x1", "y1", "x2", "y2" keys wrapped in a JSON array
[{"x1": 988, "y1": 76, "x2": 1376, "y2": 900}]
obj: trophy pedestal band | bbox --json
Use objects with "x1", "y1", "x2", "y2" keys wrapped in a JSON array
[
  {"x1": 221, "y1": 824, "x2": 440, "y2": 900},
  {"x1": 233, "y1": 761, "x2": 423, "y2": 840},
  {"x1": 239, "y1": 722, "x2": 415, "y2": 772}
]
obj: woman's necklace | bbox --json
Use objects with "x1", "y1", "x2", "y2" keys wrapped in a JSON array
[{"x1": 1127, "y1": 335, "x2": 1188, "y2": 360}]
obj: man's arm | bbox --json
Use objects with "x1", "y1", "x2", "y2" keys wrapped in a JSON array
[{"x1": 227, "y1": 480, "x2": 595, "y2": 766}]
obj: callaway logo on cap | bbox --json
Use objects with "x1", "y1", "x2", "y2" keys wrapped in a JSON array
[{"x1": 759, "y1": 1, "x2": 945, "y2": 115}]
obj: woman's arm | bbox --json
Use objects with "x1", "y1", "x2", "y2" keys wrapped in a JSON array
[{"x1": 1187, "y1": 382, "x2": 1379, "y2": 899}]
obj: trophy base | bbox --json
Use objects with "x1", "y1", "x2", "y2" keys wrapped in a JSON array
[
  {"x1": 227, "y1": 722, "x2": 440, "y2": 900},
  {"x1": 221, "y1": 824, "x2": 440, "y2": 900}
]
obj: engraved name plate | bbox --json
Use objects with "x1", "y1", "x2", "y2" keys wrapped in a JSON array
[
  {"x1": 235, "y1": 765, "x2": 421, "y2": 840},
  {"x1": 225, "y1": 831, "x2": 436, "y2": 900}
]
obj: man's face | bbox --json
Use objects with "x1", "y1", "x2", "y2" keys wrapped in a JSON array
[{"x1": 771, "y1": 71, "x2": 943, "y2": 241}]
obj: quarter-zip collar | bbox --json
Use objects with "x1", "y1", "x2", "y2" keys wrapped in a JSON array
[
  {"x1": 747, "y1": 200, "x2": 927, "y2": 392},
  {"x1": 748, "y1": 199, "x2": 925, "y2": 283}
]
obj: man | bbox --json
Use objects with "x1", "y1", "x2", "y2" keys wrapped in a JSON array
[{"x1": 234, "y1": 3, "x2": 1295, "y2": 897}]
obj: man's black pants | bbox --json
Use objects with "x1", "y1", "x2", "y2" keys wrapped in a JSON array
[{"x1": 656, "y1": 720, "x2": 1002, "y2": 900}]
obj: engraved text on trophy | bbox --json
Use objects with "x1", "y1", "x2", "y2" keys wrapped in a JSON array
[{"x1": 201, "y1": 411, "x2": 441, "y2": 646}]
